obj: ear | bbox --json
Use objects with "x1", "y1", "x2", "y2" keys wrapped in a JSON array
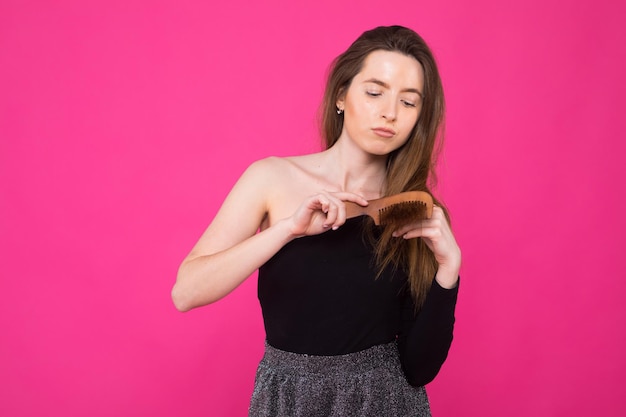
[{"x1": 335, "y1": 87, "x2": 346, "y2": 112}]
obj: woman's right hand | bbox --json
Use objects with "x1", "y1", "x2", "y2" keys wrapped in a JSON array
[{"x1": 288, "y1": 191, "x2": 369, "y2": 237}]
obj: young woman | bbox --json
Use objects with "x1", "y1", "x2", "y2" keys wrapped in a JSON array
[{"x1": 172, "y1": 25, "x2": 461, "y2": 416}]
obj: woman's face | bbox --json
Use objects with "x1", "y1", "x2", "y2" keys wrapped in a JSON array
[{"x1": 337, "y1": 50, "x2": 424, "y2": 156}]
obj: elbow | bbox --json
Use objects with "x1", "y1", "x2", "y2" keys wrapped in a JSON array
[
  {"x1": 405, "y1": 364, "x2": 444, "y2": 387},
  {"x1": 172, "y1": 260, "x2": 226, "y2": 311},
  {"x1": 400, "y1": 338, "x2": 453, "y2": 387},
  {"x1": 171, "y1": 274, "x2": 220, "y2": 312},
  {"x1": 171, "y1": 282, "x2": 194, "y2": 312},
  {"x1": 403, "y1": 352, "x2": 448, "y2": 386},
  {"x1": 172, "y1": 262, "x2": 199, "y2": 312}
]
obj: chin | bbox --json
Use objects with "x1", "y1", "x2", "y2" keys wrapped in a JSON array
[
  {"x1": 365, "y1": 147, "x2": 394, "y2": 157},
  {"x1": 366, "y1": 142, "x2": 404, "y2": 156}
]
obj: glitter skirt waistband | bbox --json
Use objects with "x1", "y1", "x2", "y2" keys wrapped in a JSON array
[
  {"x1": 248, "y1": 341, "x2": 431, "y2": 417},
  {"x1": 257, "y1": 340, "x2": 401, "y2": 375}
]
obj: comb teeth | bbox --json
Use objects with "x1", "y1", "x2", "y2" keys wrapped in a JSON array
[{"x1": 378, "y1": 200, "x2": 428, "y2": 226}]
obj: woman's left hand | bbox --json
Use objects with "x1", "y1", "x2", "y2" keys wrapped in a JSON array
[{"x1": 392, "y1": 206, "x2": 461, "y2": 288}]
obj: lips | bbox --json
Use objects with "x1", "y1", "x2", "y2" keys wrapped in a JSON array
[{"x1": 372, "y1": 127, "x2": 396, "y2": 138}]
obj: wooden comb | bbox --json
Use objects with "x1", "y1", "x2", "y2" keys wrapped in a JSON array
[{"x1": 344, "y1": 191, "x2": 433, "y2": 226}]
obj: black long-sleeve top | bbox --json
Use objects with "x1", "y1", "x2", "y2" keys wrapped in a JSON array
[{"x1": 258, "y1": 216, "x2": 458, "y2": 386}]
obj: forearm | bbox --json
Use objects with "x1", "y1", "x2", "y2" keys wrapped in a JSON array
[
  {"x1": 172, "y1": 219, "x2": 296, "y2": 311},
  {"x1": 399, "y1": 278, "x2": 459, "y2": 386}
]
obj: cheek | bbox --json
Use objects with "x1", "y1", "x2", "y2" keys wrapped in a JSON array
[
  {"x1": 402, "y1": 111, "x2": 420, "y2": 132},
  {"x1": 351, "y1": 98, "x2": 377, "y2": 116},
  {"x1": 347, "y1": 101, "x2": 377, "y2": 128},
  {"x1": 397, "y1": 132, "x2": 413, "y2": 147}
]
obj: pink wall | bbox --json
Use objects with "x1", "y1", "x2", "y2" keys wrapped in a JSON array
[{"x1": 1, "y1": 0, "x2": 625, "y2": 416}]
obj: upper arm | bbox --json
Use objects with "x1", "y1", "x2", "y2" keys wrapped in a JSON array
[{"x1": 183, "y1": 158, "x2": 278, "y2": 262}]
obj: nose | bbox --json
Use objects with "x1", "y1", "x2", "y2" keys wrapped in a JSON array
[{"x1": 381, "y1": 98, "x2": 397, "y2": 122}]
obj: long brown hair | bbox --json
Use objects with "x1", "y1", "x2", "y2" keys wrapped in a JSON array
[{"x1": 320, "y1": 25, "x2": 447, "y2": 308}]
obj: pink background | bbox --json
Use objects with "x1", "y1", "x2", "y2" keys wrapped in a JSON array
[{"x1": 1, "y1": 0, "x2": 625, "y2": 416}]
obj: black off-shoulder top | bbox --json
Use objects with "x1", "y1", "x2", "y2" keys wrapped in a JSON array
[{"x1": 258, "y1": 216, "x2": 458, "y2": 386}]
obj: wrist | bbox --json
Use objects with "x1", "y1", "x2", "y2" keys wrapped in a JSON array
[
  {"x1": 435, "y1": 265, "x2": 460, "y2": 289},
  {"x1": 276, "y1": 218, "x2": 302, "y2": 241}
]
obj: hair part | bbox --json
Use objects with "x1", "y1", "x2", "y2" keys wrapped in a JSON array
[{"x1": 320, "y1": 25, "x2": 448, "y2": 309}]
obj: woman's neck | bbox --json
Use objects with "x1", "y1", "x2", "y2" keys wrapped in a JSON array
[{"x1": 321, "y1": 139, "x2": 388, "y2": 199}]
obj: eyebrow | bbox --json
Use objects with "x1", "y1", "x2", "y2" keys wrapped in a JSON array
[{"x1": 363, "y1": 78, "x2": 424, "y2": 98}]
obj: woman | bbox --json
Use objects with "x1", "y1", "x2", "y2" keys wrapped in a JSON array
[{"x1": 172, "y1": 25, "x2": 461, "y2": 416}]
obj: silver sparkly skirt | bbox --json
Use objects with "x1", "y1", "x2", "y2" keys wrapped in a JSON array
[{"x1": 249, "y1": 341, "x2": 431, "y2": 417}]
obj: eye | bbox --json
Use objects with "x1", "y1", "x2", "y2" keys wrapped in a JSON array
[
  {"x1": 366, "y1": 91, "x2": 382, "y2": 97},
  {"x1": 401, "y1": 100, "x2": 417, "y2": 108}
]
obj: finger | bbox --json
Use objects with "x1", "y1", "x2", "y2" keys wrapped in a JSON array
[
  {"x1": 323, "y1": 201, "x2": 339, "y2": 228},
  {"x1": 316, "y1": 195, "x2": 330, "y2": 214},
  {"x1": 401, "y1": 226, "x2": 441, "y2": 240},
  {"x1": 396, "y1": 212, "x2": 448, "y2": 235},
  {"x1": 389, "y1": 205, "x2": 447, "y2": 237},
  {"x1": 327, "y1": 190, "x2": 369, "y2": 206},
  {"x1": 324, "y1": 194, "x2": 348, "y2": 230},
  {"x1": 431, "y1": 205, "x2": 448, "y2": 222},
  {"x1": 333, "y1": 203, "x2": 347, "y2": 229},
  {"x1": 392, "y1": 221, "x2": 425, "y2": 237}
]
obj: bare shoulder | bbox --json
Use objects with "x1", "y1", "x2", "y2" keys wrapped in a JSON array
[
  {"x1": 253, "y1": 153, "x2": 320, "y2": 170},
  {"x1": 231, "y1": 155, "x2": 312, "y2": 211},
  {"x1": 282, "y1": 153, "x2": 324, "y2": 171},
  {"x1": 251, "y1": 153, "x2": 327, "y2": 225},
  {"x1": 246, "y1": 154, "x2": 323, "y2": 187},
  {"x1": 246, "y1": 155, "x2": 296, "y2": 178},
  {"x1": 240, "y1": 156, "x2": 299, "y2": 195}
]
